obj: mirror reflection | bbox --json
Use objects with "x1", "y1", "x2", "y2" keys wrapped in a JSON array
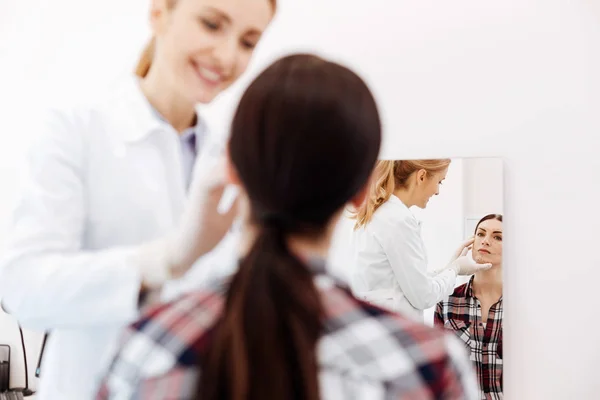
[{"x1": 329, "y1": 157, "x2": 504, "y2": 399}]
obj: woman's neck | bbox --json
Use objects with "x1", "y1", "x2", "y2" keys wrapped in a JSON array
[
  {"x1": 472, "y1": 265, "x2": 503, "y2": 299},
  {"x1": 393, "y1": 188, "x2": 417, "y2": 208},
  {"x1": 238, "y1": 223, "x2": 334, "y2": 260},
  {"x1": 236, "y1": 198, "x2": 340, "y2": 262},
  {"x1": 139, "y1": 71, "x2": 196, "y2": 134}
]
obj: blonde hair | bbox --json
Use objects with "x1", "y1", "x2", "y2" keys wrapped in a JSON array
[
  {"x1": 351, "y1": 158, "x2": 451, "y2": 229},
  {"x1": 135, "y1": 0, "x2": 278, "y2": 78}
]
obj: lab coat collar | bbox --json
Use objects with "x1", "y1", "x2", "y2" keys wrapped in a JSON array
[
  {"x1": 388, "y1": 194, "x2": 423, "y2": 227},
  {"x1": 116, "y1": 75, "x2": 205, "y2": 143}
]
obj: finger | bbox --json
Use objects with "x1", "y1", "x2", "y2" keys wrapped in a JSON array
[
  {"x1": 458, "y1": 237, "x2": 475, "y2": 250},
  {"x1": 222, "y1": 195, "x2": 242, "y2": 220},
  {"x1": 216, "y1": 185, "x2": 240, "y2": 214}
]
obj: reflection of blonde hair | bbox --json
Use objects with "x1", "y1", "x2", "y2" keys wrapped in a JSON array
[
  {"x1": 135, "y1": 0, "x2": 278, "y2": 78},
  {"x1": 351, "y1": 159, "x2": 451, "y2": 229}
]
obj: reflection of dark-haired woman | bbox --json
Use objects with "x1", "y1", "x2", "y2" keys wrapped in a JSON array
[
  {"x1": 98, "y1": 53, "x2": 480, "y2": 400},
  {"x1": 435, "y1": 214, "x2": 504, "y2": 400}
]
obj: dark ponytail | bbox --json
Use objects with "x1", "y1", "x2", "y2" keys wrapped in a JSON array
[
  {"x1": 201, "y1": 217, "x2": 322, "y2": 400},
  {"x1": 199, "y1": 53, "x2": 382, "y2": 400}
]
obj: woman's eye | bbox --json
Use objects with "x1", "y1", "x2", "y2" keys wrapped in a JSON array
[
  {"x1": 495, "y1": 236, "x2": 502, "y2": 241},
  {"x1": 241, "y1": 40, "x2": 257, "y2": 50},
  {"x1": 201, "y1": 19, "x2": 219, "y2": 30}
]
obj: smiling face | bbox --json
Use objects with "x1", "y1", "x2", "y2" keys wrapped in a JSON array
[
  {"x1": 472, "y1": 218, "x2": 503, "y2": 266},
  {"x1": 150, "y1": 0, "x2": 274, "y2": 104},
  {"x1": 415, "y1": 167, "x2": 448, "y2": 208}
]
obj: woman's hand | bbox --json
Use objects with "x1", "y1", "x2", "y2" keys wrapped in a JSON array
[
  {"x1": 451, "y1": 256, "x2": 492, "y2": 276},
  {"x1": 167, "y1": 155, "x2": 240, "y2": 279},
  {"x1": 136, "y1": 154, "x2": 240, "y2": 290},
  {"x1": 451, "y1": 236, "x2": 475, "y2": 262}
]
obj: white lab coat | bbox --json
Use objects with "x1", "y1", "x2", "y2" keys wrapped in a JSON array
[
  {"x1": 0, "y1": 76, "x2": 236, "y2": 399},
  {"x1": 350, "y1": 195, "x2": 457, "y2": 322}
]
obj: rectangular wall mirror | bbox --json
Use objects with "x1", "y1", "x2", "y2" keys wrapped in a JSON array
[{"x1": 328, "y1": 156, "x2": 504, "y2": 397}]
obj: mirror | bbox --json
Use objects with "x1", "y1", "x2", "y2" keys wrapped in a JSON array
[{"x1": 328, "y1": 156, "x2": 504, "y2": 396}]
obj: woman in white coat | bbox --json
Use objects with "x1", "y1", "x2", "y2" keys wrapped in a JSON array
[
  {"x1": 0, "y1": 0, "x2": 276, "y2": 398},
  {"x1": 350, "y1": 159, "x2": 492, "y2": 322}
]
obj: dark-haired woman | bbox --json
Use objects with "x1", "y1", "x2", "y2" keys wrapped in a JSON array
[
  {"x1": 98, "y1": 53, "x2": 480, "y2": 400},
  {"x1": 435, "y1": 214, "x2": 504, "y2": 400}
]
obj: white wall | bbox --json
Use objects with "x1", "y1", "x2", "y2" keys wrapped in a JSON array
[
  {"x1": 463, "y1": 157, "x2": 504, "y2": 219},
  {"x1": 1, "y1": 0, "x2": 599, "y2": 399}
]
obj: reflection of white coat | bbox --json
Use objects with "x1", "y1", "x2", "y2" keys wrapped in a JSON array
[
  {"x1": 350, "y1": 195, "x2": 457, "y2": 322},
  {"x1": 0, "y1": 77, "x2": 236, "y2": 400}
]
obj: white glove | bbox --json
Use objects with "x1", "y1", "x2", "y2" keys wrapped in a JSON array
[
  {"x1": 432, "y1": 237, "x2": 475, "y2": 276},
  {"x1": 447, "y1": 236, "x2": 492, "y2": 275},
  {"x1": 450, "y1": 237, "x2": 475, "y2": 263},
  {"x1": 449, "y1": 255, "x2": 492, "y2": 276},
  {"x1": 135, "y1": 152, "x2": 240, "y2": 289}
]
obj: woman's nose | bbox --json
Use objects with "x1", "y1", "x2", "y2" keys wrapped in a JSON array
[{"x1": 213, "y1": 36, "x2": 238, "y2": 71}]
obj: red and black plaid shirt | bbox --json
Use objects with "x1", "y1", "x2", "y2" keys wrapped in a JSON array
[
  {"x1": 97, "y1": 258, "x2": 481, "y2": 399},
  {"x1": 434, "y1": 276, "x2": 503, "y2": 400}
]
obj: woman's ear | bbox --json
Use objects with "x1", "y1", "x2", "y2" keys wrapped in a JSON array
[
  {"x1": 149, "y1": 0, "x2": 170, "y2": 35},
  {"x1": 416, "y1": 169, "x2": 427, "y2": 184}
]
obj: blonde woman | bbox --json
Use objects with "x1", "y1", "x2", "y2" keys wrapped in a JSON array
[
  {"x1": 0, "y1": 0, "x2": 276, "y2": 398},
  {"x1": 350, "y1": 159, "x2": 492, "y2": 322}
]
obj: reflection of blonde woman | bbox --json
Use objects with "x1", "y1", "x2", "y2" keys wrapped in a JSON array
[{"x1": 350, "y1": 159, "x2": 491, "y2": 322}]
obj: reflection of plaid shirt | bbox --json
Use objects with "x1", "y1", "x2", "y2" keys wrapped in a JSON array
[
  {"x1": 434, "y1": 276, "x2": 503, "y2": 400},
  {"x1": 97, "y1": 259, "x2": 480, "y2": 400}
]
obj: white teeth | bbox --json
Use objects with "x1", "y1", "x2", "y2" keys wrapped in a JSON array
[{"x1": 198, "y1": 67, "x2": 220, "y2": 83}]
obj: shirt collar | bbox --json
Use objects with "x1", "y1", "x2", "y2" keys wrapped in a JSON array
[
  {"x1": 465, "y1": 275, "x2": 503, "y2": 302},
  {"x1": 465, "y1": 275, "x2": 476, "y2": 298},
  {"x1": 147, "y1": 93, "x2": 208, "y2": 147}
]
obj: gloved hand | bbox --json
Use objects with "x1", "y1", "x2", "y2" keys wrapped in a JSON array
[
  {"x1": 449, "y1": 255, "x2": 492, "y2": 276},
  {"x1": 430, "y1": 237, "x2": 489, "y2": 276},
  {"x1": 135, "y1": 151, "x2": 240, "y2": 289},
  {"x1": 170, "y1": 154, "x2": 240, "y2": 278},
  {"x1": 450, "y1": 236, "x2": 475, "y2": 263}
]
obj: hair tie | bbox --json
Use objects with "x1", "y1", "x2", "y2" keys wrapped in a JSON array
[{"x1": 259, "y1": 211, "x2": 292, "y2": 231}]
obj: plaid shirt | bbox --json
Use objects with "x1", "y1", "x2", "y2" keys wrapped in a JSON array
[
  {"x1": 434, "y1": 276, "x2": 503, "y2": 400},
  {"x1": 97, "y1": 259, "x2": 480, "y2": 400}
]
